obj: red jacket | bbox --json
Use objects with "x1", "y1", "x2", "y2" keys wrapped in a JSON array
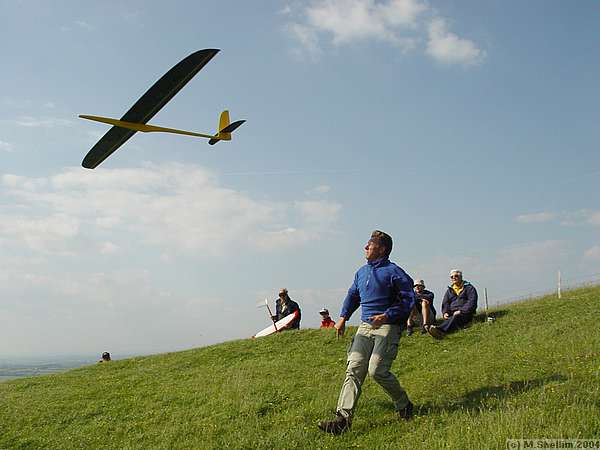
[{"x1": 320, "y1": 317, "x2": 335, "y2": 328}]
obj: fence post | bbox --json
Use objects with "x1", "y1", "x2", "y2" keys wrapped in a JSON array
[
  {"x1": 484, "y1": 288, "x2": 489, "y2": 321},
  {"x1": 557, "y1": 270, "x2": 562, "y2": 299}
]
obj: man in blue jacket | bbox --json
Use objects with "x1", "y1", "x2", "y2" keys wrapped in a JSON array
[
  {"x1": 318, "y1": 230, "x2": 415, "y2": 435},
  {"x1": 428, "y1": 269, "x2": 478, "y2": 339}
]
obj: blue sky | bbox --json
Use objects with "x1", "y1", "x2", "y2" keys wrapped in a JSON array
[{"x1": 1, "y1": 0, "x2": 599, "y2": 357}]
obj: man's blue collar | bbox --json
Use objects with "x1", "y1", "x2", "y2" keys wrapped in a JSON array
[{"x1": 367, "y1": 257, "x2": 389, "y2": 267}]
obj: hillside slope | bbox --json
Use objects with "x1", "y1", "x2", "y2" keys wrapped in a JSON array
[{"x1": 1, "y1": 286, "x2": 599, "y2": 449}]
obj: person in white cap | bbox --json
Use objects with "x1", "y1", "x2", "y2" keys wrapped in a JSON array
[
  {"x1": 406, "y1": 279, "x2": 436, "y2": 335},
  {"x1": 319, "y1": 308, "x2": 335, "y2": 328},
  {"x1": 428, "y1": 270, "x2": 477, "y2": 339}
]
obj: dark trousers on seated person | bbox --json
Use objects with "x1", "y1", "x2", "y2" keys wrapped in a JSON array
[{"x1": 437, "y1": 313, "x2": 473, "y2": 333}]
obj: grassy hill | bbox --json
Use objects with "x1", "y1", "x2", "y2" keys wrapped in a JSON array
[{"x1": 1, "y1": 286, "x2": 599, "y2": 449}]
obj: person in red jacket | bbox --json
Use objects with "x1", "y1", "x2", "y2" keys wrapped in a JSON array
[{"x1": 319, "y1": 308, "x2": 336, "y2": 328}]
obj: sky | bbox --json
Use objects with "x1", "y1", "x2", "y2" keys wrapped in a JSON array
[{"x1": 1, "y1": 0, "x2": 599, "y2": 357}]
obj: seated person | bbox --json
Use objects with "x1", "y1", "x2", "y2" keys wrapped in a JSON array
[
  {"x1": 273, "y1": 288, "x2": 301, "y2": 329},
  {"x1": 406, "y1": 279, "x2": 436, "y2": 335},
  {"x1": 428, "y1": 270, "x2": 477, "y2": 339},
  {"x1": 98, "y1": 351, "x2": 111, "y2": 363},
  {"x1": 319, "y1": 308, "x2": 336, "y2": 328}
]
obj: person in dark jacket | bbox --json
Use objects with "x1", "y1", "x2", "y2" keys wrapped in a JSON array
[
  {"x1": 273, "y1": 288, "x2": 301, "y2": 329},
  {"x1": 406, "y1": 279, "x2": 436, "y2": 335},
  {"x1": 428, "y1": 270, "x2": 477, "y2": 339}
]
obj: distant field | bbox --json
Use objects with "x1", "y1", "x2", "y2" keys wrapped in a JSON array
[
  {"x1": 1, "y1": 286, "x2": 599, "y2": 449},
  {"x1": 0, "y1": 358, "x2": 96, "y2": 383}
]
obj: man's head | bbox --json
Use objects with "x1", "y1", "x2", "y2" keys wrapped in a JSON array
[
  {"x1": 450, "y1": 269, "x2": 463, "y2": 284},
  {"x1": 414, "y1": 279, "x2": 425, "y2": 292},
  {"x1": 319, "y1": 308, "x2": 330, "y2": 318},
  {"x1": 279, "y1": 288, "x2": 289, "y2": 301},
  {"x1": 365, "y1": 230, "x2": 393, "y2": 261}
]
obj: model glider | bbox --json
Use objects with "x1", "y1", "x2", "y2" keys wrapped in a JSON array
[
  {"x1": 253, "y1": 311, "x2": 300, "y2": 339},
  {"x1": 80, "y1": 48, "x2": 245, "y2": 169}
]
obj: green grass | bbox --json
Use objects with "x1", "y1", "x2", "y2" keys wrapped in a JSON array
[{"x1": 1, "y1": 286, "x2": 599, "y2": 449}]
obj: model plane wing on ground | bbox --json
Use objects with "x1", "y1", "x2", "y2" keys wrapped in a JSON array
[{"x1": 81, "y1": 48, "x2": 221, "y2": 169}]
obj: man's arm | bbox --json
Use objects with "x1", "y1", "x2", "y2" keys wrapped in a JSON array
[
  {"x1": 381, "y1": 272, "x2": 414, "y2": 323},
  {"x1": 441, "y1": 289, "x2": 451, "y2": 316},
  {"x1": 460, "y1": 285, "x2": 478, "y2": 314},
  {"x1": 337, "y1": 276, "x2": 361, "y2": 337}
]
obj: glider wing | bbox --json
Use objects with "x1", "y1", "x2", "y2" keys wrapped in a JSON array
[{"x1": 81, "y1": 48, "x2": 220, "y2": 169}]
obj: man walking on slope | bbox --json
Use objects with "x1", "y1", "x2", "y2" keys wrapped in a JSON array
[{"x1": 318, "y1": 230, "x2": 415, "y2": 435}]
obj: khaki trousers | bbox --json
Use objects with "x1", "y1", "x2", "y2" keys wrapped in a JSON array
[{"x1": 336, "y1": 322, "x2": 409, "y2": 419}]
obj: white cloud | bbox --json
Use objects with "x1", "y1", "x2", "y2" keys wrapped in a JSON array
[
  {"x1": 287, "y1": 23, "x2": 322, "y2": 61},
  {"x1": 0, "y1": 213, "x2": 79, "y2": 254},
  {"x1": 492, "y1": 240, "x2": 567, "y2": 272},
  {"x1": 286, "y1": 0, "x2": 483, "y2": 65},
  {"x1": 14, "y1": 116, "x2": 73, "y2": 128},
  {"x1": 426, "y1": 17, "x2": 484, "y2": 65},
  {"x1": 75, "y1": 20, "x2": 93, "y2": 30},
  {"x1": 306, "y1": 184, "x2": 331, "y2": 195},
  {"x1": 296, "y1": 200, "x2": 341, "y2": 225},
  {"x1": 0, "y1": 164, "x2": 342, "y2": 257},
  {"x1": 0, "y1": 140, "x2": 13, "y2": 152},
  {"x1": 515, "y1": 211, "x2": 557, "y2": 223}
]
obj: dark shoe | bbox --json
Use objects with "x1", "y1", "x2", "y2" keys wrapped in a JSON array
[
  {"x1": 398, "y1": 400, "x2": 414, "y2": 420},
  {"x1": 406, "y1": 327, "x2": 413, "y2": 336},
  {"x1": 318, "y1": 413, "x2": 351, "y2": 435},
  {"x1": 427, "y1": 325, "x2": 445, "y2": 340},
  {"x1": 420, "y1": 326, "x2": 427, "y2": 334}
]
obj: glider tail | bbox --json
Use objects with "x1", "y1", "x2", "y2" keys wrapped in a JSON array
[{"x1": 208, "y1": 110, "x2": 245, "y2": 145}]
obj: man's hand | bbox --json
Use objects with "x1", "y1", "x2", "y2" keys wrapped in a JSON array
[
  {"x1": 453, "y1": 310, "x2": 461, "y2": 316},
  {"x1": 335, "y1": 317, "x2": 347, "y2": 337},
  {"x1": 368, "y1": 313, "x2": 387, "y2": 328},
  {"x1": 443, "y1": 313, "x2": 449, "y2": 320}
]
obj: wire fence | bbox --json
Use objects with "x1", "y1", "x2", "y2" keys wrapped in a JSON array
[{"x1": 486, "y1": 271, "x2": 600, "y2": 310}]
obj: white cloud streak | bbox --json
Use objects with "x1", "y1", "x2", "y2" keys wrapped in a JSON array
[
  {"x1": 14, "y1": 116, "x2": 74, "y2": 128},
  {"x1": 515, "y1": 209, "x2": 600, "y2": 227},
  {"x1": 515, "y1": 211, "x2": 557, "y2": 224}
]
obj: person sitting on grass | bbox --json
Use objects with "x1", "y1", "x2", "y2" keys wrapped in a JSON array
[
  {"x1": 98, "y1": 352, "x2": 111, "y2": 363},
  {"x1": 428, "y1": 270, "x2": 477, "y2": 340},
  {"x1": 273, "y1": 288, "x2": 301, "y2": 329},
  {"x1": 406, "y1": 279, "x2": 436, "y2": 335},
  {"x1": 319, "y1": 308, "x2": 336, "y2": 328}
]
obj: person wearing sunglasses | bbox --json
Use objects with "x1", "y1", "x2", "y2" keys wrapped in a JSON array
[{"x1": 428, "y1": 269, "x2": 478, "y2": 339}]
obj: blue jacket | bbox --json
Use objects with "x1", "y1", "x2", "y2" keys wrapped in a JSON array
[
  {"x1": 441, "y1": 282, "x2": 478, "y2": 316},
  {"x1": 340, "y1": 257, "x2": 414, "y2": 324}
]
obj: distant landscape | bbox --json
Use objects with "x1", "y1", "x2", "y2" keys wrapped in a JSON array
[{"x1": 0, "y1": 356, "x2": 97, "y2": 382}]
